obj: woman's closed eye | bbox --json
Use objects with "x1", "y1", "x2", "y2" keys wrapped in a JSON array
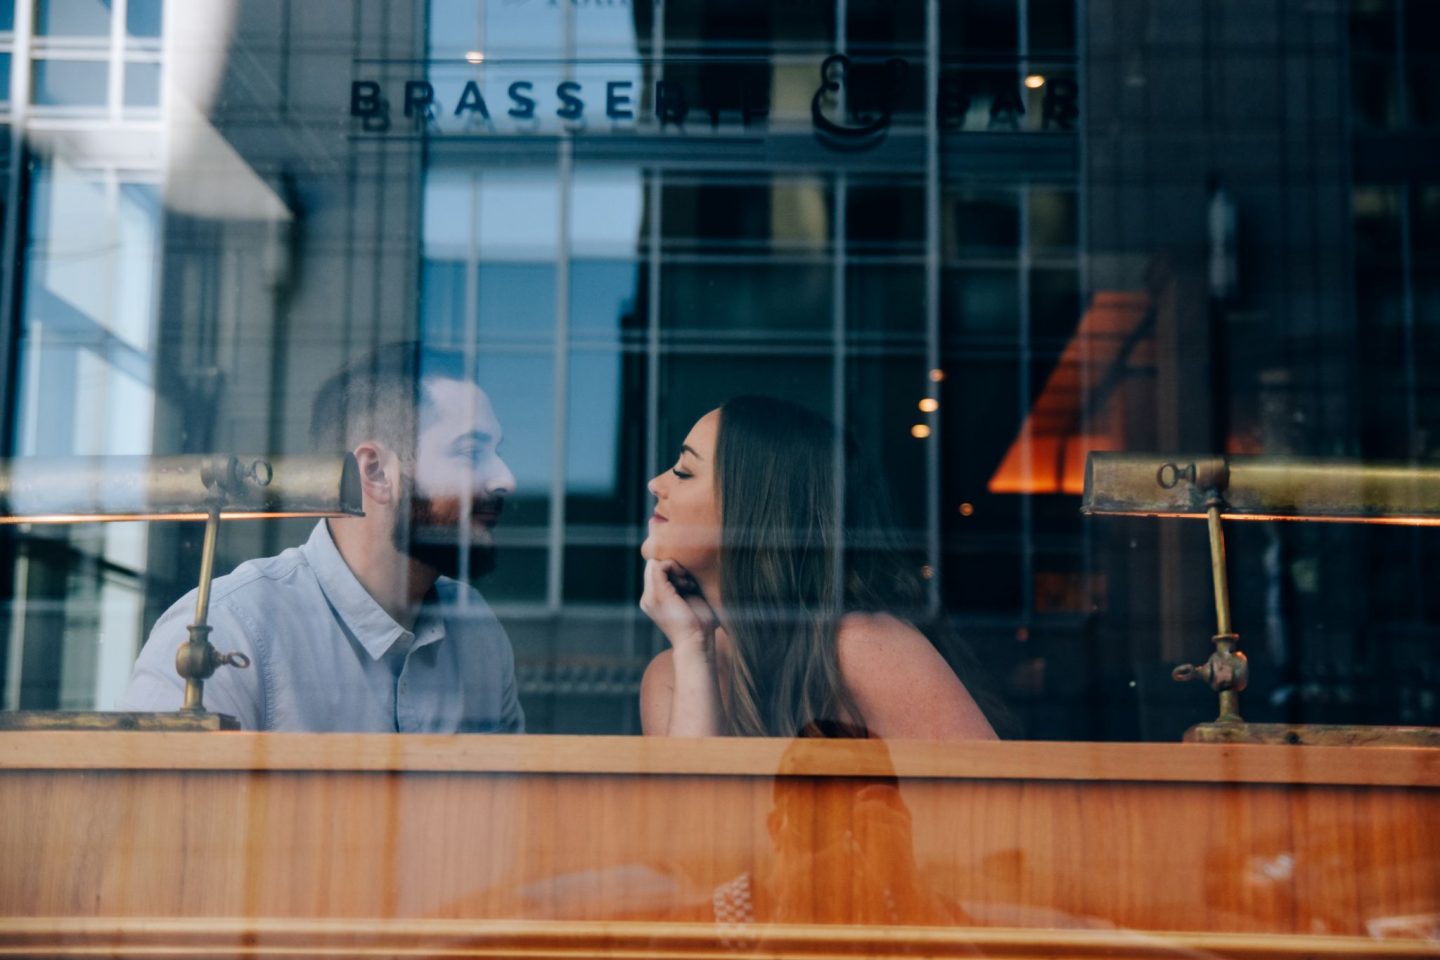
[{"x1": 671, "y1": 467, "x2": 692, "y2": 480}]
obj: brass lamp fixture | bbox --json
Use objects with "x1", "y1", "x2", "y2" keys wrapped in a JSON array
[
  {"x1": 1082, "y1": 453, "x2": 1440, "y2": 746},
  {"x1": 0, "y1": 454, "x2": 362, "y2": 731}
]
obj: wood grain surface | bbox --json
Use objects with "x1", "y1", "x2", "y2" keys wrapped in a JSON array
[
  {"x1": 1, "y1": 917, "x2": 1438, "y2": 959},
  {"x1": 2, "y1": 731, "x2": 1439, "y2": 784},
  {"x1": 0, "y1": 733, "x2": 1436, "y2": 959}
]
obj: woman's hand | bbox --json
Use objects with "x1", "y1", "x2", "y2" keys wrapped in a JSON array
[
  {"x1": 640, "y1": 559, "x2": 719, "y2": 658},
  {"x1": 639, "y1": 559, "x2": 724, "y2": 736}
]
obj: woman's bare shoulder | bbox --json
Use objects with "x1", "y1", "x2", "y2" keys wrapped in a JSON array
[
  {"x1": 643, "y1": 647, "x2": 675, "y2": 679},
  {"x1": 837, "y1": 610, "x2": 926, "y2": 647},
  {"x1": 836, "y1": 613, "x2": 998, "y2": 740},
  {"x1": 640, "y1": 649, "x2": 675, "y2": 734}
]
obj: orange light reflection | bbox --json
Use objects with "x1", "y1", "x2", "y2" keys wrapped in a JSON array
[{"x1": 1083, "y1": 510, "x2": 1440, "y2": 527}]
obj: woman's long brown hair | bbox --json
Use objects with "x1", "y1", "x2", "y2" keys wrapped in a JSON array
[{"x1": 713, "y1": 396, "x2": 1005, "y2": 738}]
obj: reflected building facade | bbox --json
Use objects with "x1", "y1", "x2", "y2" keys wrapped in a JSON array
[{"x1": 0, "y1": 0, "x2": 1435, "y2": 738}]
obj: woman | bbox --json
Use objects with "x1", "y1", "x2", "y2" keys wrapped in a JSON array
[{"x1": 639, "y1": 395, "x2": 999, "y2": 739}]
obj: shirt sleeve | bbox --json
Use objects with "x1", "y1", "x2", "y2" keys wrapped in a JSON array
[
  {"x1": 116, "y1": 595, "x2": 265, "y2": 731},
  {"x1": 498, "y1": 635, "x2": 525, "y2": 733}
]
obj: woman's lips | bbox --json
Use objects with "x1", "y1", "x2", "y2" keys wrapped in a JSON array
[{"x1": 650, "y1": 512, "x2": 667, "y2": 524}]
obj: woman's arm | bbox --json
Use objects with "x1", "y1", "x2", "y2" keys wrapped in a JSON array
[
  {"x1": 837, "y1": 613, "x2": 998, "y2": 740},
  {"x1": 640, "y1": 649, "x2": 675, "y2": 734},
  {"x1": 638, "y1": 559, "x2": 725, "y2": 736}
]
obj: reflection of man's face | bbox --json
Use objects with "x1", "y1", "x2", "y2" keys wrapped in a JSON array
[{"x1": 393, "y1": 378, "x2": 516, "y2": 581}]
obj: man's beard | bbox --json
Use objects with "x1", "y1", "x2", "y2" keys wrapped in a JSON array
[{"x1": 393, "y1": 476, "x2": 502, "y2": 582}]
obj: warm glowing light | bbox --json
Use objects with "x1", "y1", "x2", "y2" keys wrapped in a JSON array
[
  {"x1": 920, "y1": 565, "x2": 934, "y2": 580},
  {"x1": 918, "y1": 398, "x2": 939, "y2": 413},
  {"x1": 928, "y1": 368, "x2": 946, "y2": 382},
  {"x1": 1024, "y1": 74, "x2": 1046, "y2": 89},
  {"x1": 986, "y1": 291, "x2": 1152, "y2": 495},
  {"x1": 1083, "y1": 509, "x2": 1440, "y2": 527},
  {"x1": 958, "y1": 502, "x2": 975, "y2": 517},
  {"x1": 465, "y1": 51, "x2": 485, "y2": 64},
  {"x1": 910, "y1": 424, "x2": 932, "y2": 439}
]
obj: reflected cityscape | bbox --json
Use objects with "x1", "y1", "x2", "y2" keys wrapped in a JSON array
[{"x1": 0, "y1": 0, "x2": 1436, "y2": 739}]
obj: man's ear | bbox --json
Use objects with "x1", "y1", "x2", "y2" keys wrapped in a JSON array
[{"x1": 353, "y1": 441, "x2": 400, "y2": 505}]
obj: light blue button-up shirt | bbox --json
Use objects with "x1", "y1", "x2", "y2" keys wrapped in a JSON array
[{"x1": 119, "y1": 520, "x2": 524, "y2": 733}]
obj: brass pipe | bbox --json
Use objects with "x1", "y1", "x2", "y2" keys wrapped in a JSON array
[
  {"x1": 1205, "y1": 504, "x2": 1232, "y2": 637},
  {"x1": 1206, "y1": 502, "x2": 1246, "y2": 722},
  {"x1": 1219, "y1": 686, "x2": 1241, "y2": 724},
  {"x1": 181, "y1": 506, "x2": 222, "y2": 712},
  {"x1": 1170, "y1": 498, "x2": 1248, "y2": 722},
  {"x1": 193, "y1": 505, "x2": 221, "y2": 630}
]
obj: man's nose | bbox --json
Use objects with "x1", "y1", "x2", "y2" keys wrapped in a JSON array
[{"x1": 484, "y1": 457, "x2": 516, "y2": 498}]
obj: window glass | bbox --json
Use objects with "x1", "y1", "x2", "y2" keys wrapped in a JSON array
[
  {"x1": 945, "y1": 189, "x2": 1020, "y2": 256},
  {"x1": 125, "y1": 0, "x2": 160, "y2": 38},
  {"x1": 846, "y1": 183, "x2": 925, "y2": 255},
  {"x1": 570, "y1": 169, "x2": 643, "y2": 258},
  {"x1": 1028, "y1": 0, "x2": 1076, "y2": 53},
  {"x1": 943, "y1": 266, "x2": 1020, "y2": 337},
  {"x1": 34, "y1": 0, "x2": 109, "y2": 36},
  {"x1": 31, "y1": 59, "x2": 107, "y2": 107},
  {"x1": 569, "y1": 260, "x2": 640, "y2": 342},
  {"x1": 476, "y1": 263, "x2": 556, "y2": 343},
  {"x1": 1, "y1": 2, "x2": 1438, "y2": 955},
  {"x1": 1403, "y1": 0, "x2": 1440, "y2": 128},
  {"x1": 660, "y1": 262, "x2": 832, "y2": 334},
  {"x1": 0, "y1": 0, "x2": 1430, "y2": 744},
  {"x1": 847, "y1": 263, "x2": 925, "y2": 341},
  {"x1": 122, "y1": 61, "x2": 159, "y2": 108},
  {"x1": 1028, "y1": 188, "x2": 1077, "y2": 251}
]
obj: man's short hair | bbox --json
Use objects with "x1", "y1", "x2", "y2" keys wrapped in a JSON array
[{"x1": 309, "y1": 342, "x2": 470, "y2": 457}]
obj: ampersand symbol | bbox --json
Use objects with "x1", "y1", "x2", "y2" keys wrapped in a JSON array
[{"x1": 811, "y1": 54, "x2": 908, "y2": 150}]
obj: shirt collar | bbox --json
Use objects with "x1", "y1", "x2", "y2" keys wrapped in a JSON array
[{"x1": 302, "y1": 520, "x2": 409, "y2": 661}]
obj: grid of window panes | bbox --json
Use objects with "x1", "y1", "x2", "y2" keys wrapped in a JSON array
[
  {"x1": 20, "y1": 0, "x2": 162, "y2": 115},
  {"x1": 0, "y1": 0, "x2": 164, "y2": 712},
  {"x1": 419, "y1": 0, "x2": 1080, "y2": 733},
  {"x1": 3, "y1": 0, "x2": 1436, "y2": 737}
]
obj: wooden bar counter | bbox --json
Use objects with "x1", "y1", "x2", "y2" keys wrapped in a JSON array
[{"x1": 1, "y1": 733, "x2": 1437, "y2": 958}]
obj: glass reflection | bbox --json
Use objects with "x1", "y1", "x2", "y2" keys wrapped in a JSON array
[
  {"x1": 0, "y1": 0, "x2": 1430, "y2": 745},
  {"x1": 690, "y1": 732, "x2": 966, "y2": 929}
]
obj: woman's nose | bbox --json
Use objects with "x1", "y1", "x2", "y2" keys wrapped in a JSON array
[{"x1": 647, "y1": 471, "x2": 666, "y2": 498}]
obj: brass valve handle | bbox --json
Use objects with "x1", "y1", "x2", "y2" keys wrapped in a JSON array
[
  {"x1": 176, "y1": 626, "x2": 252, "y2": 682},
  {"x1": 1173, "y1": 632, "x2": 1249, "y2": 724},
  {"x1": 176, "y1": 624, "x2": 251, "y2": 717},
  {"x1": 1172, "y1": 634, "x2": 1248, "y2": 693}
]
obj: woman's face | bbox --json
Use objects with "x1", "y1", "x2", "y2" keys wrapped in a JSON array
[{"x1": 642, "y1": 408, "x2": 723, "y2": 578}]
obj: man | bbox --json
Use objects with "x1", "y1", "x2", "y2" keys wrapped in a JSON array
[{"x1": 118, "y1": 343, "x2": 524, "y2": 733}]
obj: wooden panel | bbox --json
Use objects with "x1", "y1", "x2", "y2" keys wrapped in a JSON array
[
  {"x1": 2, "y1": 917, "x2": 1439, "y2": 959},
  {"x1": 2, "y1": 732, "x2": 1439, "y2": 784},
  {"x1": 0, "y1": 734, "x2": 1437, "y2": 959}
]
